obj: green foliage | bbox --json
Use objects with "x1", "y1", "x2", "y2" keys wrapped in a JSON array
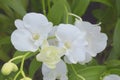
[
  {"x1": 29, "y1": 58, "x2": 42, "y2": 78},
  {"x1": 105, "y1": 60, "x2": 120, "y2": 68},
  {"x1": 0, "y1": 0, "x2": 120, "y2": 80},
  {"x1": 68, "y1": 65, "x2": 106, "y2": 80},
  {"x1": 116, "y1": 0, "x2": 120, "y2": 17},
  {"x1": 13, "y1": 51, "x2": 37, "y2": 64},
  {"x1": 0, "y1": 49, "x2": 10, "y2": 62},
  {"x1": 47, "y1": 0, "x2": 71, "y2": 25},
  {"x1": 0, "y1": 36, "x2": 10, "y2": 45},
  {"x1": 91, "y1": 0, "x2": 112, "y2": 6},
  {"x1": 108, "y1": 69, "x2": 120, "y2": 75},
  {"x1": 109, "y1": 19, "x2": 120, "y2": 59},
  {"x1": 0, "y1": 0, "x2": 26, "y2": 17},
  {"x1": 30, "y1": 0, "x2": 42, "y2": 12},
  {"x1": 72, "y1": 0, "x2": 90, "y2": 16}
]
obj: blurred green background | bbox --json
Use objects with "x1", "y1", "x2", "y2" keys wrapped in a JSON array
[{"x1": 0, "y1": 0, "x2": 120, "y2": 80}]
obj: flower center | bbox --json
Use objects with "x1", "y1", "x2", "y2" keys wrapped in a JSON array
[
  {"x1": 32, "y1": 33, "x2": 40, "y2": 40},
  {"x1": 64, "y1": 42, "x2": 71, "y2": 49}
]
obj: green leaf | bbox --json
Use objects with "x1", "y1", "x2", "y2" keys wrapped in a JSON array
[
  {"x1": 0, "y1": 49, "x2": 10, "y2": 62},
  {"x1": 0, "y1": 72, "x2": 6, "y2": 80},
  {"x1": 79, "y1": 66, "x2": 106, "y2": 80},
  {"x1": 20, "y1": 0, "x2": 28, "y2": 9},
  {"x1": 0, "y1": 14, "x2": 9, "y2": 22},
  {"x1": 91, "y1": 0, "x2": 112, "y2": 6},
  {"x1": 105, "y1": 60, "x2": 120, "y2": 68},
  {"x1": 68, "y1": 65, "x2": 106, "y2": 80},
  {"x1": 0, "y1": 13, "x2": 14, "y2": 34},
  {"x1": 13, "y1": 51, "x2": 37, "y2": 64},
  {"x1": 0, "y1": 3, "x2": 14, "y2": 18},
  {"x1": 8, "y1": 0, "x2": 26, "y2": 16},
  {"x1": 72, "y1": 0, "x2": 90, "y2": 16},
  {"x1": 29, "y1": 58, "x2": 42, "y2": 78},
  {"x1": 109, "y1": 19, "x2": 120, "y2": 59},
  {"x1": 0, "y1": 0, "x2": 26, "y2": 16},
  {"x1": 116, "y1": 0, "x2": 120, "y2": 17},
  {"x1": 30, "y1": 0, "x2": 42, "y2": 12},
  {"x1": 0, "y1": 36, "x2": 10, "y2": 45},
  {"x1": 109, "y1": 69, "x2": 120, "y2": 75},
  {"x1": 48, "y1": 0, "x2": 71, "y2": 25}
]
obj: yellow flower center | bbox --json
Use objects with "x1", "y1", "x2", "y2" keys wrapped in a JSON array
[
  {"x1": 32, "y1": 33, "x2": 40, "y2": 40},
  {"x1": 64, "y1": 42, "x2": 71, "y2": 49}
]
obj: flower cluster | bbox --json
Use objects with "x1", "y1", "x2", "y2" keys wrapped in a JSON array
[{"x1": 2, "y1": 12, "x2": 108, "y2": 80}]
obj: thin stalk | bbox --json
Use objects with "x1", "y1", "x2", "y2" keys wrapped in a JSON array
[
  {"x1": 9, "y1": 56, "x2": 23, "y2": 62},
  {"x1": 68, "y1": 13, "x2": 82, "y2": 21},
  {"x1": 42, "y1": 0, "x2": 46, "y2": 15},
  {"x1": 71, "y1": 64, "x2": 85, "y2": 80},
  {"x1": 47, "y1": 0, "x2": 50, "y2": 12},
  {"x1": 13, "y1": 52, "x2": 31, "y2": 80},
  {"x1": 47, "y1": 36, "x2": 56, "y2": 40},
  {"x1": 13, "y1": 71, "x2": 20, "y2": 80},
  {"x1": 64, "y1": 5, "x2": 69, "y2": 24},
  {"x1": 20, "y1": 52, "x2": 30, "y2": 78}
]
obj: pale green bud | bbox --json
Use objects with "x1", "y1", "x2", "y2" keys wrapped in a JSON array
[
  {"x1": 1, "y1": 62, "x2": 18, "y2": 75},
  {"x1": 12, "y1": 63, "x2": 18, "y2": 72},
  {"x1": 20, "y1": 77, "x2": 32, "y2": 80}
]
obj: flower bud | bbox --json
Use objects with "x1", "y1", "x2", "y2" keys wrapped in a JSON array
[
  {"x1": 12, "y1": 63, "x2": 18, "y2": 72},
  {"x1": 1, "y1": 62, "x2": 18, "y2": 75},
  {"x1": 20, "y1": 77, "x2": 32, "y2": 80}
]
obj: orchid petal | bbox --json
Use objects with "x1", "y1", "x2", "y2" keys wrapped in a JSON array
[
  {"x1": 103, "y1": 74, "x2": 120, "y2": 80},
  {"x1": 42, "y1": 60, "x2": 68, "y2": 80},
  {"x1": 11, "y1": 29, "x2": 38, "y2": 52}
]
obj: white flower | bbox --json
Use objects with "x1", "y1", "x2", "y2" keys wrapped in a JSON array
[
  {"x1": 42, "y1": 60, "x2": 68, "y2": 80},
  {"x1": 75, "y1": 19, "x2": 108, "y2": 57},
  {"x1": 36, "y1": 40, "x2": 65, "y2": 69},
  {"x1": 11, "y1": 13, "x2": 52, "y2": 52},
  {"x1": 103, "y1": 74, "x2": 120, "y2": 80},
  {"x1": 64, "y1": 52, "x2": 92, "y2": 65},
  {"x1": 48, "y1": 27, "x2": 58, "y2": 46},
  {"x1": 55, "y1": 24, "x2": 87, "y2": 64}
]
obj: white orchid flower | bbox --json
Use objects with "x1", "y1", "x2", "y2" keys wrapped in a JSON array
[
  {"x1": 103, "y1": 74, "x2": 120, "y2": 80},
  {"x1": 75, "y1": 19, "x2": 108, "y2": 57},
  {"x1": 42, "y1": 60, "x2": 68, "y2": 80},
  {"x1": 11, "y1": 13, "x2": 52, "y2": 52},
  {"x1": 36, "y1": 40, "x2": 65, "y2": 69},
  {"x1": 48, "y1": 27, "x2": 58, "y2": 46},
  {"x1": 64, "y1": 52, "x2": 92, "y2": 65},
  {"x1": 55, "y1": 24, "x2": 87, "y2": 64}
]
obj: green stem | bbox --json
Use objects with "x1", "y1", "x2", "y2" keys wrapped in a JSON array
[
  {"x1": 42, "y1": 0, "x2": 46, "y2": 15},
  {"x1": 9, "y1": 56, "x2": 23, "y2": 62},
  {"x1": 20, "y1": 52, "x2": 30, "y2": 77},
  {"x1": 71, "y1": 64, "x2": 85, "y2": 80},
  {"x1": 47, "y1": 0, "x2": 50, "y2": 12},
  {"x1": 68, "y1": 13, "x2": 82, "y2": 21},
  {"x1": 13, "y1": 71, "x2": 20, "y2": 80},
  {"x1": 13, "y1": 52, "x2": 31, "y2": 80},
  {"x1": 64, "y1": 5, "x2": 69, "y2": 24},
  {"x1": 47, "y1": 36, "x2": 56, "y2": 40}
]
